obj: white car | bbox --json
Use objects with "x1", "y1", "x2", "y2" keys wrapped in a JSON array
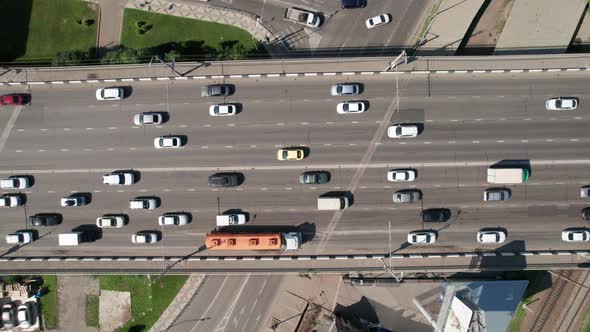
[
  {"x1": 16, "y1": 304, "x2": 31, "y2": 328},
  {"x1": 158, "y1": 213, "x2": 190, "y2": 226},
  {"x1": 0, "y1": 176, "x2": 30, "y2": 189},
  {"x1": 61, "y1": 195, "x2": 87, "y2": 207},
  {"x1": 209, "y1": 103, "x2": 237, "y2": 116},
  {"x1": 366, "y1": 14, "x2": 391, "y2": 29},
  {"x1": 95, "y1": 87, "x2": 124, "y2": 101},
  {"x1": 96, "y1": 215, "x2": 126, "y2": 228},
  {"x1": 133, "y1": 112, "x2": 163, "y2": 125},
  {"x1": 387, "y1": 169, "x2": 416, "y2": 182},
  {"x1": 0, "y1": 194, "x2": 22, "y2": 208},
  {"x1": 132, "y1": 232, "x2": 159, "y2": 244},
  {"x1": 103, "y1": 172, "x2": 135, "y2": 186},
  {"x1": 483, "y1": 188, "x2": 511, "y2": 201},
  {"x1": 562, "y1": 229, "x2": 590, "y2": 242},
  {"x1": 477, "y1": 230, "x2": 506, "y2": 244},
  {"x1": 387, "y1": 125, "x2": 418, "y2": 138},
  {"x1": 5, "y1": 231, "x2": 33, "y2": 244},
  {"x1": 129, "y1": 197, "x2": 158, "y2": 210},
  {"x1": 337, "y1": 101, "x2": 366, "y2": 114},
  {"x1": 581, "y1": 186, "x2": 590, "y2": 198},
  {"x1": 330, "y1": 83, "x2": 360, "y2": 96},
  {"x1": 154, "y1": 136, "x2": 183, "y2": 149},
  {"x1": 546, "y1": 97, "x2": 578, "y2": 111},
  {"x1": 407, "y1": 231, "x2": 436, "y2": 244}
]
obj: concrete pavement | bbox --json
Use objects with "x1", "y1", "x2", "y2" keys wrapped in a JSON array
[{"x1": 57, "y1": 275, "x2": 99, "y2": 332}]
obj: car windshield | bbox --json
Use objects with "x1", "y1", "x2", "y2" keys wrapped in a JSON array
[
  {"x1": 343, "y1": 104, "x2": 349, "y2": 111},
  {"x1": 396, "y1": 127, "x2": 402, "y2": 135},
  {"x1": 65, "y1": 200, "x2": 74, "y2": 206},
  {"x1": 282, "y1": 151, "x2": 288, "y2": 158}
]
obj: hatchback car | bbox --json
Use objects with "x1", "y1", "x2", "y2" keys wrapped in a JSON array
[
  {"x1": 581, "y1": 186, "x2": 590, "y2": 198},
  {"x1": 366, "y1": 14, "x2": 391, "y2": 29},
  {"x1": 133, "y1": 112, "x2": 163, "y2": 125},
  {"x1": 387, "y1": 124, "x2": 418, "y2": 138},
  {"x1": 0, "y1": 194, "x2": 22, "y2": 208},
  {"x1": 96, "y1": 215, "x2": 126, "y2": 228},
  {"x1": 0, "y1": 94, "x2": 26, "y2": 106},
  {"x1": 61, "y1": 195, "x2": 87, "y2": 207},
  {"x1": 546, "y1": 97, "x2": 578, "y2": 111},
  {"x1": 158, "y1": 213, "x2": 190, "y2": 226},
  {"x1": 1, "y1": 303, "x2": 15, "y2": 328},
  {"x1": 103, "y1": 171, "x2": 135, "y2": 186},
  {"x1": 393, "y1": 190, "x2": 421, "y2": 203},
  {"x1": 29, "y1": 213, "x2": 60, "y2": 226},
  {"x1": 299, "y1": 171, "x2": 330, "y2": 184},
  {"x1": 421, "y1": 208, "x2": 451, "y2": 222},
  {"x1": 209, "y1": 103, "x2": 237, "y2": 116},
  {"x1": 483, "y1": 188, "x2": 511, "y2": 201},
  {"x1": 129, "y1": 197, "x2": 158, "y2": 210},
  {"x1": 387, "y1": 169, "x2": 416, "y2": 182},
  {"x1": 132, "y1": 232, "x2": 159, "y2": 244},
  {"x1": 341, "y1": 0, "x2": 366, "y2": 9},
  {"x1": 154, "y1": 136, "x2": 183, "y2": 149},
  {"x1": 17, "y1": 304, "x2": 31, "y2": 328},
  {"x1": 201, "y1": 84, "x2": 232, "y2": 97},
  {"x1": 95, "y1": 87, "x2": 124, "y2": 101},
  {"x1": 208, "y1": 173, "x2": 240, "y2": 187},
  {"x1": 331, "y1": 83, "x2": 360, "y2": 96},
  {"x1": 0, "y1": 175, "x2": 30, "y2": 189},
  {"x1": 337, "y1": 101, "x2": 366, "y2": 114},
  {"x1": 277, "y1": 148, "x2": 305, "y2": 161},
  {"x1": 562, "y1": 228, "x2": 590, "y2": 242},
  {"x1": 477, "y1": 230, "x2": 506, "y2": 244},
  {"x1": 407, "y1": 231, "x2": 437, "y2": 244}
]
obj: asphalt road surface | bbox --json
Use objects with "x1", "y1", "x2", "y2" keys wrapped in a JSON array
[{"x1": 1, "y1": 72, "x2": 590, "y2": 257}]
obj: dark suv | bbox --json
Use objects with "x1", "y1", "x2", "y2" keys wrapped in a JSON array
[
  {"x1": 341, "y1": 0, "x2": 366, "y2": 9},
  {"x1": 208, "y1": 173, "x2": 240, "y2": 187},
  {"x1": 29, "y1": 213, "x2": 60, "y2": 226},
  {"x1": 421, "y1": 208, "x2": 451, "y2": 222}
]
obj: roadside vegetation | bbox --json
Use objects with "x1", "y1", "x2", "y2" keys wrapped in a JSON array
[
  {"x1": 86, "y1": 294, "x2": 100, "y2": 327},
  {"x1": 505, "y1": 271, "x2": 549, "y2": 332}
]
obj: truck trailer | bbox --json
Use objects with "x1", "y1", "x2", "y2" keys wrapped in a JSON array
[
  {"x1": 205, "y1": 232, "x2": 302, "y2": 251},
  {"x1": 283, "y1": 7, "x2": 321, "y2": 28},
  {"x1": 487, "y1": 168, "x2": 530, "y2": 184}
]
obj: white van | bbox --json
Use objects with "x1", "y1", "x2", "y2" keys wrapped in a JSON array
[
  {"x1": 58, "y1": 232, "x2": 83, "y2": 246},
  {"x1": 216, "y1": 214, "x2": 246, "y2": 226},
  {"x1": 317, "y1": 197, "x2": 349, "y2": 210}
]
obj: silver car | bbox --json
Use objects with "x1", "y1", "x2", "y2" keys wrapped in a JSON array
[
  {"x1": 133, "y1": 112, "x2": 163, "y2": 125},
  {"x1": 483, "y1": 188, "x2": 511, "y2": 201},
  {"x1": 331, "y1": 83, "x2": 360, "y2": 96},
  {"x1": 393, "y1": 190, "x2": 421, "y2": 203}
]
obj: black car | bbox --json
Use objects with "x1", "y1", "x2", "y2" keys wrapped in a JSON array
[
  {"x1": 582, "y1": 207, "x2": 590, "y2": 221},
  {"x1": 29, "y1": 213, "x2": 60, "y2": 226},
  {"x1": 341, "y1": 0, "x2": 366, "y2": 9},
  {"x1": 421, "y1": 208, "x2": 451, "y2": 222},
  {"x1": 208, "y1": 173, "x2": 240, "y2": 187}
]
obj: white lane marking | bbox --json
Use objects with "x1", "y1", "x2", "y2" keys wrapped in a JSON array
[
  {"x1": 301, "y1": 122, "x2": 309, "y2": 125},
  {"x1": 86, "y1": 128, "x2": 93, "y2": 130},
  {"x1": 37, "y1": 149, "x2": 45, "y2": 152},
  {"x1": 448, "y1": 141, "x2": 456, "y2": 144},
  {"x1": 277, "y1": 123, "x2": 285, "y2": 126},
  {"x1": 64, "y1": 128, "x2": 70, "y2": 131},
  {"x1": 521, "y1": 140, "x2": 529, "y2": 143},
  {"x1": 60, "y1": 149, "x2": 69, "y2": 152},
  {"x1": 0, "y1": 106, "x2": 22, "y2": 153},
  {"x1": 16, "y1": 129, "x2": 24, "y2": 132},
  {"x1": 201, "y1": 146, "x2": 208, "y2": 149},
  {"x1": 187, "y1": 189, "x2": 195, "y2": 192},
  {"x1": 546, "y1": 139, "x2": 554, "y2": 142},
  {"x1": 15, "y1": 150, "x2": 22, "y2": 153},
  {"x1": 472, "y1": 141, "x2": 480, "y2": 143},
  {"x1": 496, "y1": 140, "x2": 504, "y2": 143}
]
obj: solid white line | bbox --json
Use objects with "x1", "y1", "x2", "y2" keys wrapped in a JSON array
[
  {"x1": 0, "y1": 106, "x2": 22, "y2": 153},
  {"x1": 230, "y1": 75, "x2": 243, "y2": 78},
  {"x1": 304, "y1": 73, "x2": 318, "y2": 76},
  {"x1": 138, "y1": 78, "x2": 152, "y2": 81},
  {"x1": 266, "y1": 74, "x2": 280, "y2": 77}
]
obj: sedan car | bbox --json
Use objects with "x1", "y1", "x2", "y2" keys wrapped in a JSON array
[
  {"x1": 407, "y1": 231, "x2": 436, "y2": 244},
  {"x1": 299, "y1": 171, "x2": 330, "y2": 184},
  {"x1": 17, "y1": 304, "x2": 31, "y2": 328},
  {"x1": 581, "y1": 186, "x2": 590, "y2": 198},
  {"x1": 0, "y1": 194, "x2": 22, "y2": 208},
  {"x1": 0, "y1": 94, "x2": 26, "y2": 106},
  {"x1": 201, "y1": 84, "x2": 232, "y2": 97},
  {"x1": 277, "y1": 148, "x2": 305, "y2": 161},
  {"x1": 61, "y1": 195, "x2": 87, "y2": 207},
  {"x1": 546, "y1": 97, "x2": 578, "y2": 111},
  {"x1": 331, "y1": 83, "x2": 360, "y2": 96},
  {"x1": 96, "y1": 215, "x2": 126, "y2": 228},
  {"x1": 129, "y1": 197, "x2": 158, "y2": 210},
  {"x1": 0, "y1": 175, "x2": 30, "y2": 189},
  {"x1": 132, "y1": 232, "x2": 159, "y2": 244},
  {"x1": 209, "y1": 103, "x2": 237, "y2": 116},
  {"x1": 366, "y1": 14, "x2": 391, "y2": 29},
  {"x1": 337, "y1": 101, "x2": 366, "y2": 114},
  {"x1": 158, "y1": 213, "x2": 190, "y2": 226},
  {"x1": 387, "y1": 124, "x2": 418, "y2": 138},
  {"x1": 561, "y1": 228, "x2": 590, "y2": 242},
  {"x1": 393, "y1": 190, "x2": 421, "y2": 203},
  {"x1": 421, "y1": 208, "x2": 451, "y2": 222},
  {"x1": 387, "y1": 169, "x2": 416, "y2": 182},
  {"x1": 1, "y1": 303, "x2": 15, "y2": 329},
  {"x1": 133, "y1": 112, "x2": 163, "y2": 125},
  {"x1": 208, "y1": 173, "x2": 240, "y2": 187},
  {"x1": 483, "y1": 188, "x2": 511, "y2": 201},
  {"x1": 29, "y1": 213, "x2": 60, "y2": 226},
  {"x1": 477, "y1": 230, "x2": 507, "y2": 244},
  {"x1": 95, "y1": 87, "x2": 124, "y2": 101},
  {"x1": 154, "y1": 136, "x2": 183, "y2": 149}
]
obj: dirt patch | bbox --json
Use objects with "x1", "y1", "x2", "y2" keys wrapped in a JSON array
[
  {"x1": 99, "y1": 290, "x2": 131, "y2": 332},
  {"x1": 460, "y1": 0, "x2": 516, "y2": 54}
]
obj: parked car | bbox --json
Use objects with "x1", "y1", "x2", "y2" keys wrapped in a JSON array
[
  {"x1": 17, "y1": 304, "x2": 31, "y2": 328},
  {"x1": 393, "y1": 190, "x2": 421, "y2": 203},
  {"x1": 133, "y1": 112, "x2": 163, "y2": 125},
  {"x1": 201, "y1": 84, "x2": 232, "y2": 97},
  {"x1": 158, "y1": 213, "x2": 190, "y2": 226},
  {"x1": 581, "y1": 186, "x2": 590, "y2": 198},
  {"x1": 132, "y1": 232, "x2": 159, "y2": 244},
  {"x1": 562, "y1": 228, "x2": 590, "y2": 242},
  {"x1": 387, "y1": 169, "x2": 416, "y2": 182},
  {"x1": 208, "y1": 173, "x2": 240, "y2": 187},
  {"x1": 0, "y1": 94, "x2": 26, "y2": 106},
  {"x1": 477, "y1": 230, "x2": 506, "y2": 244},
  {"x1": 546, "y1": 97, "x2": 578, "y2": 111},
  {"x1": 387, "y1": 124, "x2": 418, "y2": 138},
  {"x1": 103, "y1": 171, "x2": 135, "y2": 186},
  {"x1": 299, "y1": 171, "x2": 330, "y2": 184},
  {"x1": 0, "y1": 194, "x2": 23, "y2": 208},
  {"x1": 366, "y1": 14, "x2": 391, "y2": 29},
  {"x1": 277, "y1": 148, "x2": 305, "y2": 161},
  {"x1": 421, "y1": 208, "x2": 451, "y2": 222},
  {"x1": 96, "y1": 215, "x2": 126, "y2": 228},
  {"x1": 341, "y1": 0, "x2": 366, "y2": 9},
  {"x1": 0, "y1": 175, "x2": 30, "y2": 189},
  {"x1": 330, "y1": 83, "x2": 360, "y2": 96},
  {"x1": 5, "y1": 231, "x2": 33, "y2": 244},
  {"x1": 95, "y1": 87, "x2": 124, "y2": 101},
  {"x1": 407, "y1": 231, "x2": 436, "y2": 244},
  {"x1": 1, "y1": 303, "x2": 15, "y2": 328},
  {"x1": 29, "y1": 213, "x2": 60, "y2": 226},
  {"x1": 60, "y1": 195, "x2": 87, "y2": 207},
  {"x1": 209, "y1": 103, "x2": 237, "y2": 116},
  {"x1": 154, "y1": 136, "x2": 183, "y2": 149},
  {"x1": 483, "y1": 188, "x2": 511, "y2": 201},
  {"x1": 336, "y1": 101, "x2": 366, "y2": 114},
  {"x1": 129, "y1": 197, "x2": 158, "y2": 210}
]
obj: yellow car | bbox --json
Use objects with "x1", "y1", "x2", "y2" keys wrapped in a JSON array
[{"x1": 277, "y1": 148, "x2": 305, "y2": 161}]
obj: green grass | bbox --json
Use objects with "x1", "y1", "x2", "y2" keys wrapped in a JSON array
[
  {"x1": 416, "y1": 0, "x2": 443, "y2": 45},
  {"x1": 39, "y1": 275, "x2": 58, "y2": 329},
  {"x1": 120, "y1": 8, "x2": 257, "y2": 57},
  {"x1": 99, "y1": 275, "x2": 188, "y2": 332},
  {"x1": 505, "y1": 271, "x2": 549, "y2": 332},
  {"x1": 86, "y1": 294, "x2": 100, "y2": 327},
  {"x1": 0, "y1": 0, "x2": 97, "y2": 61}
]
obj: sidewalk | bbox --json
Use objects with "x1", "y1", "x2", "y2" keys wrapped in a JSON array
[
  {"x1": 57, "y1": 275, "x2": 100, "y2": 332},
  {"x1": 96, "y1": 0, "x2": 126, "y2": 57}
]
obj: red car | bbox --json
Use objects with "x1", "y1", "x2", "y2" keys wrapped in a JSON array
[{"x1": 0, "y1": 94, "x2": 26, "y2": 106}]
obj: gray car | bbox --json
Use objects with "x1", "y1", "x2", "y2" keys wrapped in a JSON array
[
  {"x1": 393, "y1": 190, "x2": 421, "y2": 203},
  {"x1": 201, "y1": 84, "x2": 232, "y2": 97},
  {"x1": 330, "y1": 83, "x2": 360, "y2": 96},
  {"x1": 299, "y1": 171, "x2": 330, "y2": 184},
  {"x1": 483, "y1": 188, "x2": 511, "y2": 201}
]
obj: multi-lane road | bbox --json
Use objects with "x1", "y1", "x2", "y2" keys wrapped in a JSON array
[{"x1": 0, "y1": 71, "x2": 589, "y2": 257}]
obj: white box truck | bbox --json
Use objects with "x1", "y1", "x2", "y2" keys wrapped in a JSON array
[
  {"x1": 58, "y1": 232, "x2": 83, "y2": 246},
  {"x1": 487, "y1": 168, "x2": 530, "y2": 184},
  {"x1": 283, "y1": 7, "x2": 321, "y2": 28},
  {"x1": 317, "y1": 197, "x2": 349, "y2": 210}
]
